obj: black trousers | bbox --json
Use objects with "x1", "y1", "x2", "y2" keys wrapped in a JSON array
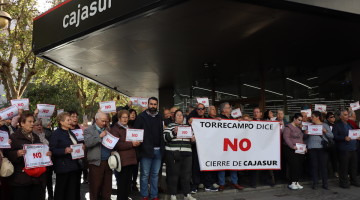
[
  {"x1": 131, "y1": 163, "x2": 139, "y2": 184},
  {"x1": 338, "y1": 150, "x2": 359, "y2": 186},
  {"x1": 328, "y1": 145, "x2": 338, "y2": 173},
  {"x1": 46, "y1": 166, "x2": 54, "y2": 198},
  {"x1": 12, "y1": 184, "x2": 44, "y2": 200},
  {"x1": 115, "y1": 165, "x2": 135, "y2": 200},
  {"x1": 191, "y1": 146, "x2": 215, "y2": 189},
  {"x1": 165, "y1": 151, "x2": 192, "y2": 195},
  {"x1": 309, "y1": 148, "x2": 328, "y2": 187},
  {"x1": 285, "y1": 146, "x2": 305, "y2": 184},
  {"x1": 54, "y1": 170, "x2": 81, "y2": 200}
]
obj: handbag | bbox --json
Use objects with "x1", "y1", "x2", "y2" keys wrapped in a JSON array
[
  {"x1": 0, "y1": 150, "x2": 14, "y2": 177},
  {"x1": 23, "y1": 167, "x2": 47, "y2": 177},
  {"x1": 320, "y1": 135, "x2": 335, "y2": 150}
]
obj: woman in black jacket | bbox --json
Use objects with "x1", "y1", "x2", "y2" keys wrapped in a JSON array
[{"x1": 49, "y1": 112, "x2": 81, "y2": 200}]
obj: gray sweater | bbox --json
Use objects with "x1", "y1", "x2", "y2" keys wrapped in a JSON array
[{"x1": 306, "y1": 123, "x2": 333, "y2": 149}]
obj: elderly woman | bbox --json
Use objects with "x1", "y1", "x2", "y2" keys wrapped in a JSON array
[
  {"x1": 111, "y1": 110, "x2": 140, "y2": 200},
  {"x1": 306, "y1": 111, "x2": 333, "y2": 190},
  {"x1": 6, "y1": 113, "x2": 51, "y2": 200},
  {"x1": 164, "y1": 110, "x2": 196, "y2": 200},
  {"x1": 49, "y1": 112, "x2": 81, "y2": 200},
  {"x1": 283, "y1": 113, "x2": 305, "y2": 190}
]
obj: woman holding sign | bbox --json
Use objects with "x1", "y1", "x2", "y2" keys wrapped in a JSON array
[
  {"x1": 49, "y1": 112, "x2": 81, "y2": 200},
  {"x1": 6, "y1": 113, "x2": 51, "y2": 200},
  {"x1": 163, "y1": 110, "x2": 196, "y2": 200},
  {"x1": 306, "y1": 111, "x2": 333, "y2": 190},
  {"x1": 283, "y1": 113, "x2": 305, "y2": 190},
  {"x1": 111, "y1": 110, "x2": 140, "y2": 200}
]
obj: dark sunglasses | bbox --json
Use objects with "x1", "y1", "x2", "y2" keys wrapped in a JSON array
[{"x1": 197, "y1": 108, "x2": 205, "y2": 110}]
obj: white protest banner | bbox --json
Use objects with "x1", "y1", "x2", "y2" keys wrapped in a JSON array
[
  {"x1": 0, "y1": 131, "x2": 10, "y2": 148},
  {"x1": 314, "y1": 104, "x2": 326, "y2": 112},
  {"x1": 191, "y1": 118, "x2": 280, "y2": 171},
  {"x1": 72, "y1": 129, "x2": 84, "y2": 141},
  {"x1": 70, "y1": 144, "x2": 84, "y2": 160},
  {"x1": 350, "y1": 101, "x2": 360, "y2": 111},
  {"x1": 102, "y1": 132, "x2": 120, "y2": 149},
  {"x1": 37, "y1": 104, "x2": 55, "y2": 118},
  {"x1": 348, "y1": 129, "x2": 360, "y2": 140},
  {"x1": 11, "y1": 99, "x2": 29, "y2": 111},
  {"x1": 138, "y1": 98, "x2": 148, "y2": 108},
  {"x1": 177, "y1": 126, "x2": 193, "y2": 139},
  {"x1": 99, "y1": 101, "x2": 116, "y2": 113},
  {"x1": 23, "y1": 144, "x2": 52, "y2": 169},
  {"x1": 126, "y1": 128, "x2": 144, "y2": 142},
  {"x1": 231, "y1": 108, "x2": 242, "y2": 118},
  {"x1": 129, "y1": 97, "x2": 139, "y2": 106},
  {"x1": 301, "y1": 122, "x2": 312, "y2": 130},
  {"x1": 295, "y1": 143, "x2": 306, "y2": 154},
  {"x1": 0, "y1": 105, "x2": 19, "y2": 120},
  {"x1": 57, "y1": 109, "x2": 64, "y2": 115},
  {"x1": 196, "y1": 97, "x2": 209, "y2": 107},
  {"x1": 301, "y1": 109, "x2": 312, "y2": 117},
  {"x1": 308, "y1": 125, "x2": 323, "y2": 135}
]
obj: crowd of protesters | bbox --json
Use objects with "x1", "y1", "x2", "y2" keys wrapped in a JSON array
[{"x1": 1, "y1": 97, "x2": 360, "y2": 200}]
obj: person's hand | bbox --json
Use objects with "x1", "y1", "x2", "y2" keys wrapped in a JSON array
[
  {"x1": 323, "y1": 128, "x2": 327, "y2": 134},
  {"x1": 173, "y1": 126, "x2": 178, "y2": 135},
  {"x1": 99, "y1": 131, "x2": 107, "y2": 138},
  {"x1": 65, "y1": 147, "x2": 73, "y2": 154},
  {"x1": 8, "y1": 139, "x2": 12, "y2": 144},
  {"x1": 132, "y1": 141, "x2": 140, "y2": 147},
  {"x1": 17, "y1": 149, "x2": 26, "y2": 157},
  {"x1": 82, "y1": 144, "x2": 86, "y2": 150},
  {"x1": 216, "y1": 117, "x2": 222, "y2": 121},
  {"x1": 293, "y1": 146, "x2": 297, "y2": 150},
  {"x1": 46, "y1": 151, "x2": 52, "y2": 157},
  {"x1": 304, "y1": 130, "x2": 309, "y2": 134},
  {"x1": 357, "y1": 137, "x2": 360, "y2": 141},
  {"x1": 34, "y1": 109, "x2": 39, "y2": 116},
  {"x1": 127, "y1": 101, "x2": 132, "y2": 107},
  {"x1": 237, "y1": 118, "x2": 242, "y2": 121},
  {"x1": 191, "y1": 135, "x2": 196, "y2": 142},
  {"x1": 345, "y1": 136, "x2": 351, "y2": 141}
]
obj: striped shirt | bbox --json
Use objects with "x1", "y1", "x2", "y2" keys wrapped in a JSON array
[{"x1": 163, "y1": 123, "x2": 192, "y2": 156}]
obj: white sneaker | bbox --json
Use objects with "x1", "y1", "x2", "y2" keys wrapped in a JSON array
[
  {"x1": 288, "y1": 182, "x2": 298, "y2": 190},
  {"x1": 184, "y1": 194, "x2": 197, "y2": 200},
  {"x1": 213, "y1": 183, "x2": 220, "y2": 188},
  {"x1": 296, "y1": 182, "x2": 303, "y2": 189},
  {"x1": 198, "y1": 183, "x2": 205, "y2": 189},
  {"x1": 170, "y1": 195, "x2": 177, "y2": 200}
]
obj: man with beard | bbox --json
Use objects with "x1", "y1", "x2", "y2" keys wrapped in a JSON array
[{"x1": 134, "y1": 97, "x2": 164, "y2": 200}]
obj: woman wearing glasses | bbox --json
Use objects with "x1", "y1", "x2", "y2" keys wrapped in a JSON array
[{"x1": 283, "y1": 113, "x2": 305, "y2": 190}]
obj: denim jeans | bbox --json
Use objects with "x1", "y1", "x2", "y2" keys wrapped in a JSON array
[
  {"x1": 140, "y1": 149, "x2": 162, "y2": 198},
  {"x1": 218, "y1": 171, "x2": 238, "y2": 185}
]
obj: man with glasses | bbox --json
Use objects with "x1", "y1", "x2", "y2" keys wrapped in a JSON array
[
  {"x1": 189, "y1": 103, "x2": 219, "y2": 193},
  {"x1": 134, "y1": 97, "x2": 164, "y2": 200}
]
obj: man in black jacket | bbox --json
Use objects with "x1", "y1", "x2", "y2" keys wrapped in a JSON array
[{"x1": 134, "y1": 97, "x2": 164, "y2": 200}]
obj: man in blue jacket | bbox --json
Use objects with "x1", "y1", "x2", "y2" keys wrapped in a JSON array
[
  {"x1": 134, "y1": 97, "x2": 164, "y2": 200},
  {"x1": 333, "y1": 109, "x2": 360, "y2": 188}
]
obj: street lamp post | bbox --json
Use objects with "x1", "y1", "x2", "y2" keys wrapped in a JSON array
[{"x1": 0, "y1": 0, "x2": 11, "y2": 29}]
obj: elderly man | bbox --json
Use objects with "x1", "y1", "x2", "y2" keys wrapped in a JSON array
[
  {"x1": 333, "y1": 109, "x2": 360, "y2": 188},
  {"x1": 84, "y1": 112, "x2": 112, "y2": 200},
  {"x1": 134, "y1": 97, "x2": 164, "y2": 200},
  {"x1": 217, "y1": 102, "x2": 244, "y2": 191}
]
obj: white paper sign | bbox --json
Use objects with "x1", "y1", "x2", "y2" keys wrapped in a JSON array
[
  {"x1": 348, "y1": 129, "x2": 360, "y2": 140},
  {"x1": 11, "y1": 99, "x2": 29, "y2": 111},
  {"x1": 99, "y1": 101, "x2": 116, "y2": 113},
  {"x1": 129, "y1": 97, "x2": 139, "y2": 106},
  {"x1": 191, "y1": 118, "x2": 281, "y2": 170},
  {"x1": 138, "y1": 98, "x2": 148, "y2": 108},
  {"x1": 0, "y1": 131, "x2": 10, "y2": 148},
  {"x1": 126, "y1": 128, "x2": 144, "y2": 142},
  {"x1": 177, "y1": 126, "x2": 193, "y2": 139},
  {"x1": 301, "y1": 109, "x2": 312, "y2": 117},
  {"x1": 295, "y1": 143, "x2": 306, "y2": 154},
  {"x1": 23, "y1": 144, "x2": 52, "y2": 169},
  {"x1": 350, "y1": 101, "x2": 360, "y2": 111},
  {"x1": 314, "y1": 104, "x2": 326, "y2": 112},
  {"x1": 308, "y1": 125, "x2": 323, "y2": 135},
  {"x1": 196, "y1": 97, "x2": 209, "y2": 107},
  {"x1": 57, "y1": 109, "x2": 64, "y2": 115},
  {"x1": 70, "y1": 144, "x2": 84, "y2": 160},
  {"x1": 231, "y1": 108, "x2": 242, "y2": 118},
  {"x1": 37, "y1": 104, "x2": 55, "y2": 118},
  {"x1": 72, "y1": 129, "x2": 84, "y2": 141},
  {"x1": 301, "y1": 122, "x2": 312, "y2": 130},
  {"x1": 102, "y1": 132, "x2": 120, "y2": 149},
  {"x1": 0, "y1": 105, "x2": 19, "y2": 120}
]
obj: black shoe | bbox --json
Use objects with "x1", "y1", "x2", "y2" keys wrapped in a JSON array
[
  {"x1": 311, "y1": 185, "x2": 317, "y2": 190},
  {"x1": 322, "y1": 185, "x2": 329, "y2": 190},
  {"x1": 340, "y1": 184, "x2": 350, "y2": 189}
]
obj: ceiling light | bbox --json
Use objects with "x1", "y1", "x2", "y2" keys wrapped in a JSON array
[{"x1": 286, "y1": 78, "x2": 312, "y2": 89}]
